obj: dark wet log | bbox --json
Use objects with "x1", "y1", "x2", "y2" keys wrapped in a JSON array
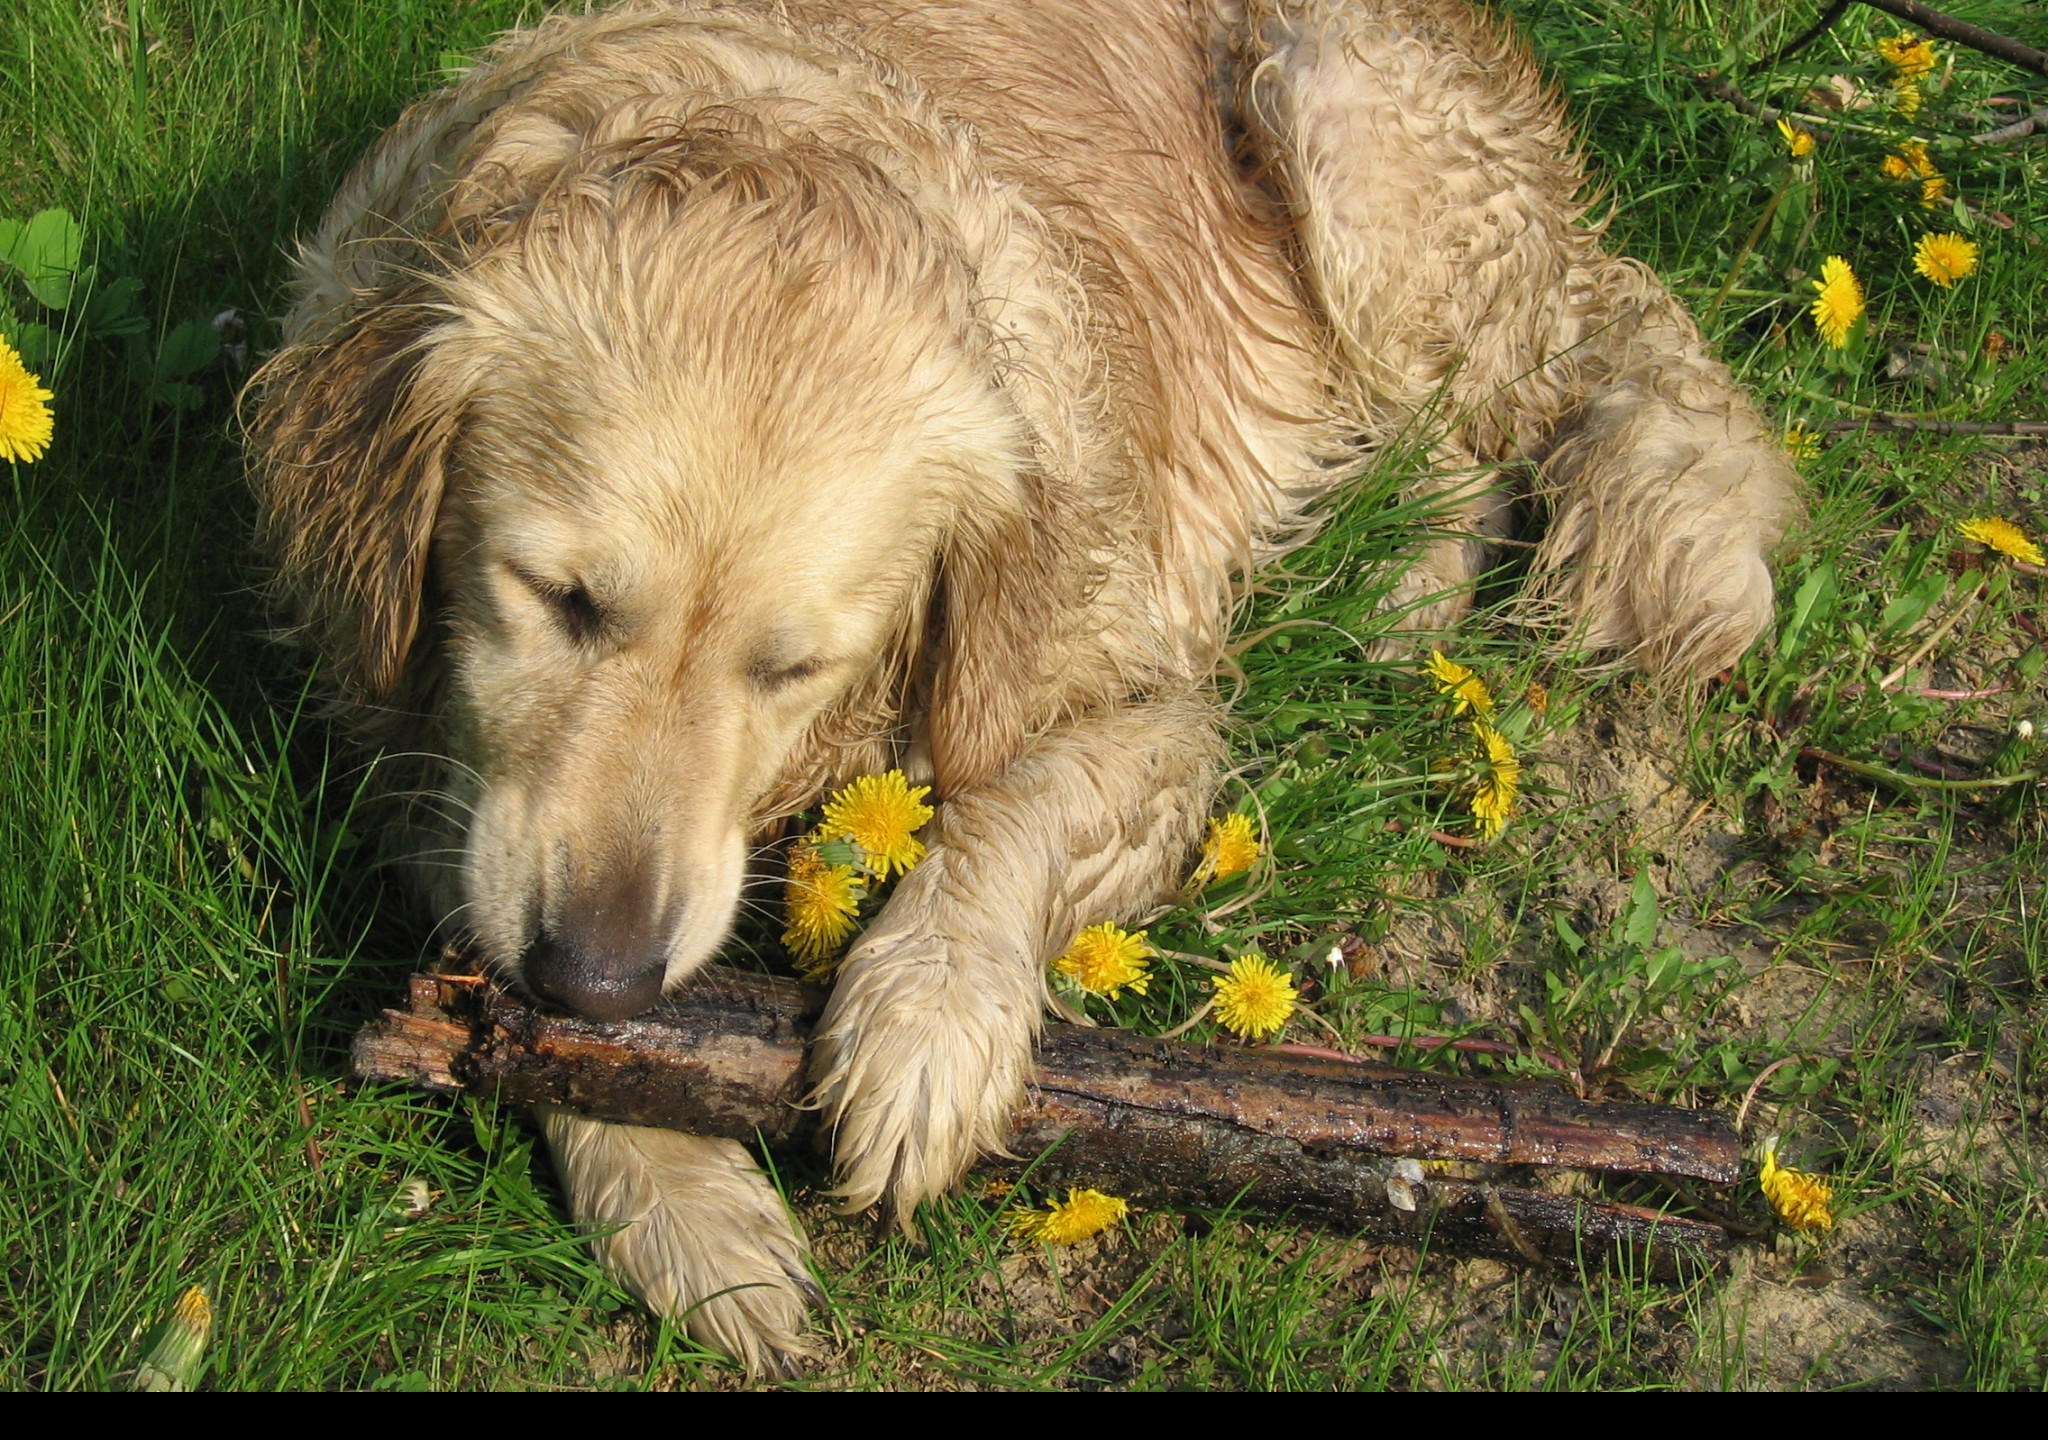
[
  {"x1": 1027, "y1": 1027, "x2": 1739, "y2": 1180},
  {"x1": 998, "y1": 1063, "x2": 1728, "y2": 1280},
  {"x1": 353, "y1": 967, "x2": 1737, "y2": 1275}
]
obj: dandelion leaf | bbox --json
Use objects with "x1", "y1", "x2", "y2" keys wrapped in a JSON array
[
  {"x1": 1777, "y1": 562, "x2": 1837, "y2": 658},
  {"x1": 0, "y1": 209, "x2": 85, "y2": 309}
]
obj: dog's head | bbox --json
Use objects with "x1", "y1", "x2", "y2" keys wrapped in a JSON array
[{"x1": 254, "y1": 124, "x2": 1080, "y2": 1018}]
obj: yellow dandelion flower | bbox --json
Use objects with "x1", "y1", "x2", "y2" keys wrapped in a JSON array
[
  {"x1": 816, "y1": 769, "x2": 934, "y2": 879},
  {"x1": 1958, "y1": 517, "x2": 2045, "y2": 567},
  {"x1": 1809, "y1": 256, "x2": 1864, "y2": 348},
  {"x1": 1877, "y1": 33, "x2": 1938, "y2": 80},
  {"x1": 1891, "y1": 77, "x2": 1923, "y2": 116},
  {"x1": 1759, "y1": 1141, "x2": 1835, "y2": 1233},
  {"x1": 0, "y1": 338, "x2": 56, "y2": 464},
  {"x1": 1424, "y1": 650, "x2": 1494, "y2": 717},
  {"x1": 1053, "y1": 921, "x2": 1153, "y2": 1000},
  {"x1": 782, "y1": 842, "x2": 864, "y2": 970},
  {"x1": 1212, "y1": 951, "x2": 1297, "y2": 1041},
  {"x1": 1775, "y1": 119, "x2": 1814, "y2": 158},
  {"x1": 1198, "y1": 812, "x2": 1261, "y2": 883},
  {"x1": 1913, "y1": 232, "x2": 1978, "y2": 287},
  {"x1": 1784, "y1": 424, "x2": 1822, "y2": 461},
  {"x1": 1006, "y1": 1187, "x2": 1129, "y2": 1244},
  {"x1": 1523, "y1": 680, "x2": 1549, "y2": 716},
  {"x1": 1469, "y1": 721, "x2": 1521, "y2": 841},
  {"x1": 1881, "y1": 144, "x2": 1949, "y2": 208}
]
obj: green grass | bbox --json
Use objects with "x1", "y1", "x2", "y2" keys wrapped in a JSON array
[{"x1": 3, "y1": 0, "x2": 2044, "y2": 1390}]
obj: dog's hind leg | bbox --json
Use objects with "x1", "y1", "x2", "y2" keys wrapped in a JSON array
[
  {"x1": 808, "y1": 699, "x2": 1224, "y2": 1220},
  {"x1": 537, "y1": 1107, "x2": 819, "y2": 1377},
  {"x1": 1235, "y1": 0, "x2": 1798, "y2": 677}
]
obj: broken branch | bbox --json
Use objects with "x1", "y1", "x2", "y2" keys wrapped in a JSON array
[
  {"x1": 1852, "y1": 0, "x2": 2048, "y2": 79},
  {"x1": 1818, "y1": 417, "x2": 2048, "y2": 437},
  {"x1": 354, "y1": 967, "x2": 1742, "y2": 1278}
]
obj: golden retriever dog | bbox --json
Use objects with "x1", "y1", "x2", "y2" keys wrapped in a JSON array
[{"x1": 252, "y1": 0, "x2": 1797, "y2": 1372}]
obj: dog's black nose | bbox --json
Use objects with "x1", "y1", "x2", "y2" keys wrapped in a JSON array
[
  {"x1": 522, "y1": 930, "x2": 666, "y2": 1020},
  {"x1": 522, "y1": 872, "x2": 674, "y2": 1021}
]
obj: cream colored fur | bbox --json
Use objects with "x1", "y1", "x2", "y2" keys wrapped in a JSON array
[{"x1": 250, "y1": 0, "x2": 1799, "y2": 1372}]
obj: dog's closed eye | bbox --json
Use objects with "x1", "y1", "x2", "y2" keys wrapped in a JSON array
[
  {"x1": 749, "y1": 654, "x2": 830, "y2": 692},
  {"x1": 514, "y1": 567, "x2": 607, "y2": 646}
]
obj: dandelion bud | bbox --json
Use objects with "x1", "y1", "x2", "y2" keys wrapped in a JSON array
[{"x1": 135, "y1": 1286, "x2": 212, "y2": 1392}]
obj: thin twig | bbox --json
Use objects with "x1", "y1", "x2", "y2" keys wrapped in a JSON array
[
  {"x1": 1752, "y1": 0, "x2": 1854, "y2": 72},
  {"x1": 1818, "y1": 417, "x2": 2048, "y2": 436},
  {"x1": 1720, "y1": 4, "x2": 2048, "y2": 152},
  {"x1": 1837, "y1": 681, "x2": 2006, "y2": 699},
  {"x1": 1852, "y1": 0, "x2": 2048, "y2": 80},
  {"x1": 1970, "y1": 107, "x2": 2048, "y2": 144},
  {"x1": 1698, "y1": 75, "x2": 1836, "y2": 141}
]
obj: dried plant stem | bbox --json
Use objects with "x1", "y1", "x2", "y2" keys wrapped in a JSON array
[
  {"x1": 1801, "y1": 746, "x2": 2040, "y2": 791},
  {"x1": 1880, "y1": 576, "x2": 1984, "y2": 690},
  {"x1": 1737, "y1": 1056, "x2": 1808, "y2": 1135},
  {"x1": 1381, "y1": 818, "x2": 1485, "y2": 849},
  {"x1": 1154, "y1": 998, "x2": 1215, "y2": 1041},
  {"x1": 1703, "y1": 166, "x2": 1795, "y2": 332}
]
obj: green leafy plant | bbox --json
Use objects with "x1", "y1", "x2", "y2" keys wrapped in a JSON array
[
  {"x1": 0, "y1": 205, "x2": 218, "y2": 409},
  {"x1": 1523, "y1": 872, "x2": 1737, "y2": 1088}
]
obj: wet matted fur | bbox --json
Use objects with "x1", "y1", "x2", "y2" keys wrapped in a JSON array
[{"x1": 250, "y1": 0, "x2": 1797, "y2": 1372}]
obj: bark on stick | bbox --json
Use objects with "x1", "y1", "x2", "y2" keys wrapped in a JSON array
[{"x1": 354, "y1": 967, "x2": 1740, "y2": 1277}]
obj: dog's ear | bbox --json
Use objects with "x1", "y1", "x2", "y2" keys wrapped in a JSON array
[
  {"x1": 249, "y1": 289, "x2": 459, "y2": 704},
  {"x1": 926, "y1": 479, "x2": 1077, "y2": 798}
]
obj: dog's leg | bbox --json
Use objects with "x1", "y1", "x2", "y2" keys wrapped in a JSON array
[
  {"x1": 809, "y1": 700, "x2": 1224, "y2": 1217},
  {"x1": 1514, "y1": 266, "x2": 1801, "y2": 678},
  {"x1": 1239, "y1": 0, "x2": 1798, "y2": 677},
  {"x1": 1371, "y1": 440, "x2": 1508, "y2": 649},
  {"x1": 537, "y1": 1107, "x2": 819, "y2": 1377}
]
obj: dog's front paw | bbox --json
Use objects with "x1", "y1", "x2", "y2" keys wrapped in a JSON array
[
  {"x1": 1368, "y1": 531, "x2": 1493, "y2": 659},
  {"x1": 808, "y1": 895, "x2": 1040, "y2": 1219},
  {"x1": 538, "y1": 1108, "x2": 820, "y2": 1378}
]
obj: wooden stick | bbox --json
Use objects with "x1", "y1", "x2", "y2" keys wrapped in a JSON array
[
  {"x1": 1818, "y1": 417, "x2": 2048, "y2": 437},
  {"x1": 1971, "y1": 107, "x2": 2048, "y2": 144},
  {"x1": 354, "y1": 968, "x2": 1740, "y2": 1276}
]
